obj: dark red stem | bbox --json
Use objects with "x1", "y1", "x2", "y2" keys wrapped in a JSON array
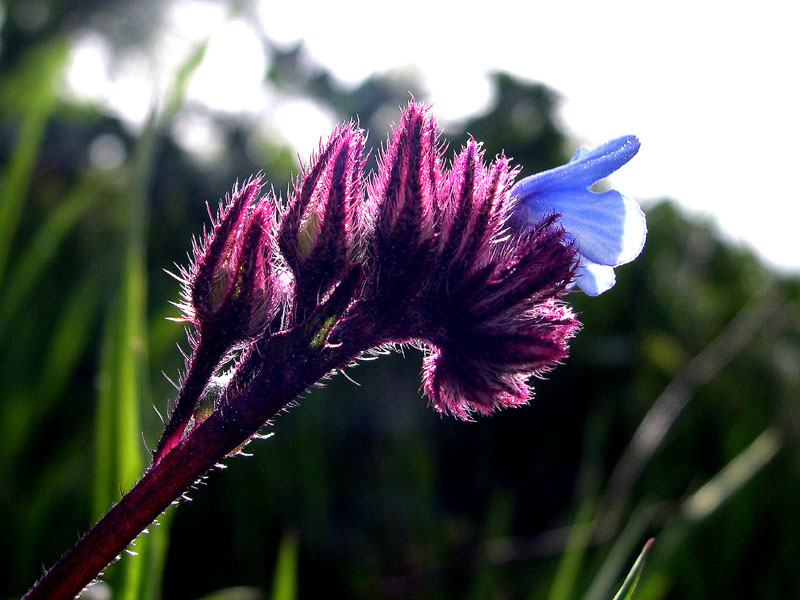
[
  {"x1": 22, "y1": 404, "x2": 238, "y2": 600},
  {"x1": 153, "y1": 334, "x2": 227, "y2": 462},
  {"x1": 22, "y1": 319, "x2": 375, "y2": 600}
]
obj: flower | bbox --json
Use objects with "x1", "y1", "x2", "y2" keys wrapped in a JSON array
[
  {"x1": 418, "y1": 213, "x2": 580, "y2": 419},
  {"x1": 367, "y1": 100, "x2": 439, "y2": 292},
  {"x1": 279, "y1": 123, "x2": 366, "y2": 321},
  {"x1": 175, "y1": 177, "x2": 280, "y2": 345},
  {"x1": 357, "y1": 103, "x2": 580, "y2": 418},
  {"x1": 157, "y1": 178, "x2": 281, "y2": 463},
  {"x1": 510, "y1": 136, "x2": 646, "y2": 295}
]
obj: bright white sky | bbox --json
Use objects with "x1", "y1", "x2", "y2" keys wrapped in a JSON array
[{"x1": 64, "y1": 0, "x2": 799, "y2": 272}]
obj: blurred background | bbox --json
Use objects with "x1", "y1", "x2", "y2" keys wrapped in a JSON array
[{"x1": 1, "y1": 1, "x2": 798, "y2": 599}]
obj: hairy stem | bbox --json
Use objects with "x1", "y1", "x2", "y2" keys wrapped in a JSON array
[
  {"x1": 153, "y1": 334, "x2": 227, "y2": 462},
  {"x1": 23, "y1": 320, "x2": 372, "y2": 600},
  {"x1": 23, "y1": 405, "x2": 240, "y2": 600}
]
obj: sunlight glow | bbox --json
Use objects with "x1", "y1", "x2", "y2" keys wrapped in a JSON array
[
  {"x1": 255, "y1": 0, "x2": 798, "y2": 272},
  {"x1": 184, "y1": 20, "x2": 269, "y2": 114},
  {"x1": 171, "y1": 111, "x2": 227, "y2": 164},
  {"x1": 259, "y1": 99, "x2": 338, "y2": 161},
  {"x1": 64, "y1": 31, "x2": 109, "y2": 104},
  {"x1": 62, "y1": 0, "x2": 799, "y2": 271}
]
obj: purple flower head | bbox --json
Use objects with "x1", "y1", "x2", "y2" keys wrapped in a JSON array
[
  {"x1": 419, "y1": 145, "x2": 580, "y2": 418},
  {"x1": 510, "y1": 136, "x2": 646, "y2": 295},
  {"x1": 360, "y1": 104, "x2": 581, "y2": 419},
  {"x1": 420, "y1": 213, "x2": 580, "y2": 419},
  {"x1": 174, "y1": 105, "x2": 641, "y2": 423},
  {"x1": 279, "y1": 123, "x2": 366, "y2": 320},
  {"x1": 176, "y1": 177, "x2": 280, "y2": 346}
]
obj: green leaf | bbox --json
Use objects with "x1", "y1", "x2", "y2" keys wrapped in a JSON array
[
  {"x1": 93, "y1": 202, "x2": 153, "y2": 600},
  {"x1": 682, "y1": 428, "x2": 781, "y2": 522},
  {"x1": 546, "y1": 499, "x2": 595, "y2": 600},
  {"x1": 193, "y1": 587, "x2": 266, "y2": 600},
  {"x1": 0, "y1": 37, "x2": 69, "y2": 287},
  {"x1": 582, "y1": 503, "x2": 656, "y2": 600},
  {"x1": 114, "y1": 143, "x2": 152, "y2": 600},
  {"x1": 94, "y1": 298, "x2": 119, "y2": 521},
  {"x1": 100, "y1": 236, "x2": 150, "y2": 600},
  {"x1": 100, "y1": 28, "x2": 216, "y2": 597},
  {"x1": 270, "y1": 532, "x2": 299, "y2": 600},
  {"x1": 162, "y1": 39, "x2": 210, "y2": 121},
  {"x1": 95, "y1": 110, "x2": 153, "y2": 600},
  {"x1": 0, "y1": 172, "x2": 105, "y2": 332},
  {"x1": 115, "y1": 247, "x2": 148, "y2": 492},
  {"x1": 0, "y1": 270, "x2": 103, "y2": 469},
  {"x1": 611, "y1": 539, "x2": 654, "y2": 600}
]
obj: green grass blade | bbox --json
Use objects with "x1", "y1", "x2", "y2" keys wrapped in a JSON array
[
  {"x1": 470, "y1": 489, "x2": 514, "y2": 598},
  {"x1": 0, "y1": 270, "x2": 103, "y2": 468},
  {"x1": 94, "y1": 298, "x2": 119, "y2": 521},
  {"x1": 270, "y1": 532, "x2": 299, "y2": 600},
  {"x1": 112, "y1": 29, "x2": 214, "y2": 595},
  {"x1": 582, "y1": 504, "x2": 656, "y2": 600},
  {"x1": 115, "y1": 140, "x2": 153, "y2": 600},
  {"x1": 132, "y1": 33, "x2": 244, "y2": 596},
  {"x1": 115, "y1": 246, "x2": 148, "y2": 492},
  {"x1": 92, "y1": 98, "x2": 155, "y2": 599},
  {"x1": 98, "y1": 232, "x2": 150, "y2": 600},
  {"x1": 163, "y1": 39, "x2": 210, "y2": 121},
  {"x1": 546, "y1": 499, "x2": 595, "y2": 600},
  {"x1": 93, "y1": 29, "x2": 227, "y2": 595},
  {"x1": 93, "y1": 201, "x2": 150, "y2": 600},
  {"x1": 34, "y1": 270, "x2": 103, "y2": 405},
  {"x1": 193, "y1": 588, "x2": 266, "y2": 600},
  {"x1": 0, "y1": 173, "x2": 104, "y2": 330},
  {"x1": 142, "y1": 513, "x2": 174, "y2": 600},
  {"x1": 0, "y1": 38, "x2": 69, "y2": 287},
  {"x1": 681, "y1": 428, "x2": 781, "y2": 522},
  {"x1": 611, "y1": 539, "x2": 654, "y2": 600},
  {"x1": 632, "y1": 427, "x2": 784, "y2": 598}
]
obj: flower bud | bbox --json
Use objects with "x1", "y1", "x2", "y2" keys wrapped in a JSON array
[
  {"x1": 178, "y1": 177, "x2": 279, "y2": 347},
  {"x1": 368, "y1": 101, "x2": 440, "y2": 288},
  {"x1": 279, "y1": 124, "x2": 365, "y2": 321}
]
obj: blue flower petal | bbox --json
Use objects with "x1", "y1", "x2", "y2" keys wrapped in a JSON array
[
  {"x1": 512, "y1": 135, "x2": 640, "y2": 195},
  {"x1": 574, "y1": 260, "x2": 616, "y2": 296},
  {"x1": 517, "y1": 187, "x2": 646, "y2": 267},
  {"x1": 511, "y1": 135, "x2": 645, "y2": 295}
]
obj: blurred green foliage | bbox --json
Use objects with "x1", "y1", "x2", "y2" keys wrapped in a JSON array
[{"x1": 1, "y1": 2, "x2": 798, "y2": 599}]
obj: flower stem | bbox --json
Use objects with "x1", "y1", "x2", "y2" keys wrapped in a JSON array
[
  {"x1": 153, "y1": 335, "x2": 227, "y2": 463},
  {"x1": 22, "y1": 404, "x2": 240, "y2": 600},
  {"x1": 23, "y1": 324, "x2": 366, "y2": 600},
  {"x1": 23, "y1": 287, "x2": 381, "y2": 600}
]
